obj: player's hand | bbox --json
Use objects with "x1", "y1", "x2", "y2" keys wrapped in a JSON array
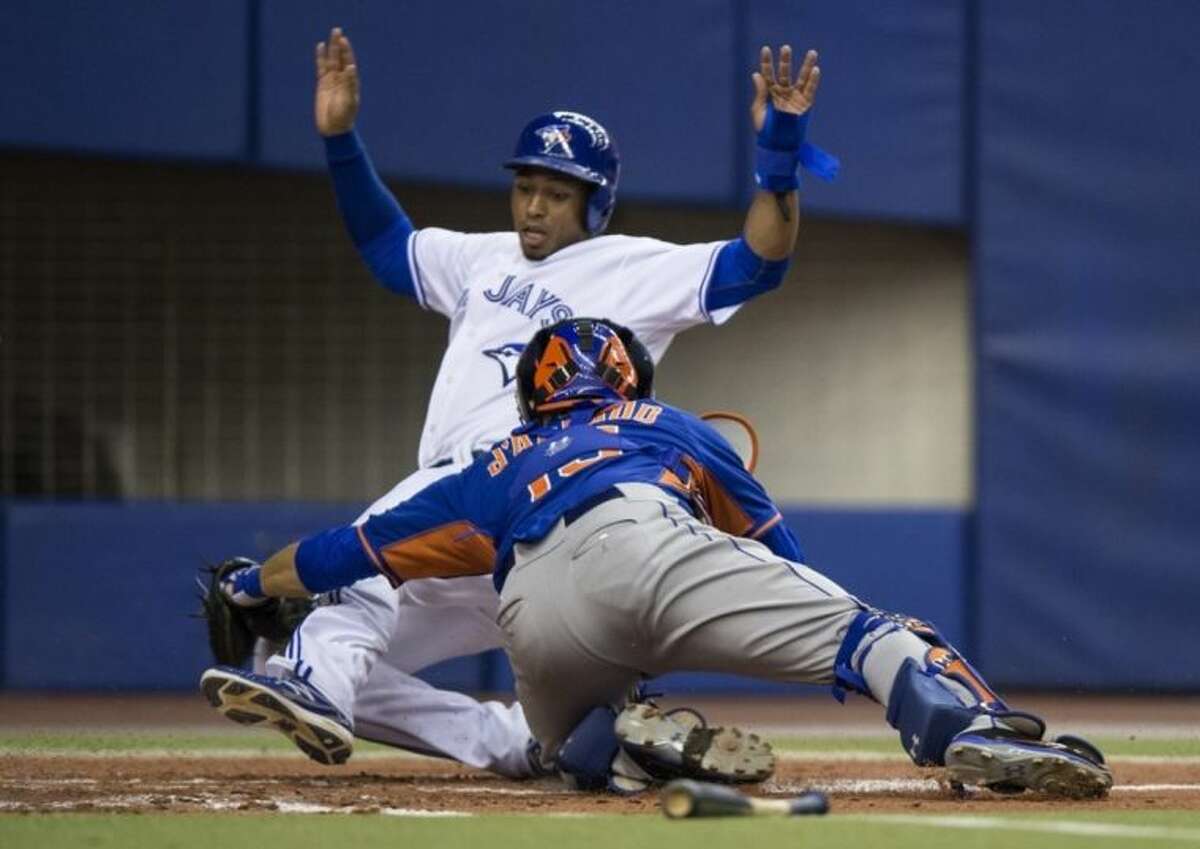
[
  {"x1": 315, "y1": 27, "x2": 360, "y2": 137},
  {"x1": 751, "y1": 45, "x2": 820, "y2": 132}
]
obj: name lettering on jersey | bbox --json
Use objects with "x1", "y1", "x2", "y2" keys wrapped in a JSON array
[
  {"x1": 591, "y1": 401, "x2": 664, "y2": 426},
  {"x1": 483, "y1": 276, "x2": 575, "y2": 324},
  {"x1": 487, "y1": 433, "x2": 536, "y2": 477}
]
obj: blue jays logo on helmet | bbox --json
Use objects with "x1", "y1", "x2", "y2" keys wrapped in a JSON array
[
  {"x1": 504, "y1": 111, "x2": 620, "y2": 235},
  {"x1": 536, "y1": 124, "x2": 575, "y2": 159}
]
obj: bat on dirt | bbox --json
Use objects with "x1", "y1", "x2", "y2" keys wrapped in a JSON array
[{"x1": 660, "y1": 779, "x2": 830, "y2": 819}]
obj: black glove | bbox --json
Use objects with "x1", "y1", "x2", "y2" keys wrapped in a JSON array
[{"x1": 196, "y1": 557, "x2": 314, "y2": 666}]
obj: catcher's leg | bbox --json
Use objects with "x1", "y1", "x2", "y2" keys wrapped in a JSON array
[
  {"x1": 498, "y1": 504, "x2": 774, "y2": 794},
  {"x1": 834, "y1": 610, "x2": 1112, "y2": 797}
]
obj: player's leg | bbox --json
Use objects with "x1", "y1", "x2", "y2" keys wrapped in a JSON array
[
  {"x1": 207, "y1": 466, "x2": 460, "y2": 763},
  {"x1": 497, "y1": 501, "x2": 775, "y2": 792},
  {"x1": 346, "y1": 584, "x2": 542, "y2": 778},
  {"x1": 352, "y1": 658, "x2": 539, "y2": 778},
  {"x1": 832, "y1": 610, "x2": 1111, "y2": 796},
  {"x1": 578, "y1": 484, "x2": 1111, "y2": 798},
  {"x1": 498, "y1": 569, "x2": 671, "y2": 793}
]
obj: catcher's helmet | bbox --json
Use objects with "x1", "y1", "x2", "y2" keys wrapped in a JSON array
[
  {"x1": 516, "y1": 317, "x2": 653, "y2": 423},
  {"x1": 504, "y1": 111, "x2": 620, "y2": 235}
]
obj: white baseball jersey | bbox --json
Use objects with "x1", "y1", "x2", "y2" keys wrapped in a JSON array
[{"x1": 406, "y1": 229, "x2": 739, "y2": 467}]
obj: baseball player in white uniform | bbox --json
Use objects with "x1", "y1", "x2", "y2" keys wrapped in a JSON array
[{"x1": 204, "y1": 26, "x2": 837, "y2": 777}]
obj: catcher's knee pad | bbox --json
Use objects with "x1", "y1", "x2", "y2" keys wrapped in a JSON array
[{"x1": 556, "y1": 705, "x2": 619, "y2": 791}]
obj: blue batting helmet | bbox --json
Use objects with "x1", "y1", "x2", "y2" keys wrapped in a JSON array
[{"x1": 504, "y1": 111, "x2": 620, "y2": 235}]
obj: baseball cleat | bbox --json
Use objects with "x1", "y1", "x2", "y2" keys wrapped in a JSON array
[
  {"x1": 200, "y1": 666, "x2": 354, "y2": 766},
  {"x1": 944, "y1": 731, "x2": 1113, "y2": 798},
  {"x1": 614, "y1": 703, "x2": 775, "y2": 784}
]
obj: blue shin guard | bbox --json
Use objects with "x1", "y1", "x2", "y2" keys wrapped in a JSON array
[
  {"x1": 556, "y1": 705, "x2": 619, "y2": 791},
  {"x1": 887, "y1": 657, "x2": 990, "y2": 765},
  {"x1": 835, "y1": 609, "x2": 1045, "y2": 766}
]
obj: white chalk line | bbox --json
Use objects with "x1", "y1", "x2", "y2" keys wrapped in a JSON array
[{"x1": 768, "y1": 777, "x2": 1200, "y2": 795}]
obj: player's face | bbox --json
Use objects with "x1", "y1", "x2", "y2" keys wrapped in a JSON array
[{"x1": 510, "y1": 169, "x2": 589, "y2": 260}]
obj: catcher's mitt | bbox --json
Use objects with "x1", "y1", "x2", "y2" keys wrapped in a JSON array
[{"x1": 196, "y1": 557, "x2": 314, "y2": 666}]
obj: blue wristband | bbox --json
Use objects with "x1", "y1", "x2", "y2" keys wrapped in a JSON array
[
  {"x1": 755, "y1": 146, "x2": 802, "y2": 191},
  {"x1": 759, "y1": 105, "x2": 807, "y2": 150},
  {"x1": 235, "y1": 567, "x2": 264, "y2": 599},
  {"x1": 753, "y1": 102, "x2": 840, "y2": 189}
]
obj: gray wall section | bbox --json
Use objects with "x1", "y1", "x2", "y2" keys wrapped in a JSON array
[
  {"x1": 655, "y1": 219, "x2": 970, "y2": 506},
  {"x1": 0, "y1": 154, "x2": 967, "y2": 506}
]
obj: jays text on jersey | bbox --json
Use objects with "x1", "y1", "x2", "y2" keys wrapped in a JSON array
[{"x1": 294, "y1": 400, "x2": 804, "y2": 592}]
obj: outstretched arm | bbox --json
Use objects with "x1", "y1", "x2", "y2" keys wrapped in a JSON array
[
  {"x1": 703, "y1": 46, "x2": 830, "y2": 314},
  {"x1": 316, "y1": 28, "x2": 418, "y2": 295},
  {"x1": 744, "y1": 45, "x2": 820, "y2": 259}
]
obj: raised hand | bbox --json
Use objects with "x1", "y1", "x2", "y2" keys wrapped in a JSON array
[
  {"x1": 315, "y1": 27, "x2": 360, "y2": 137},
  {"x1": 750, "y1": 45, "x2": 820, "y2": 132}
]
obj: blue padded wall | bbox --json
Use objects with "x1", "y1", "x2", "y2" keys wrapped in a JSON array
[
  {"x1": 3, "y1": 0, "x2": 966, "y2": 221},
  {"x1": 0, "y1": 0, "x2": 248, "y2": 160},
  {"x1": 744, "y1": 0, "x2": 965, "y2": 221},
  {"x1": 3, "y1": 502, "x2": 355, "y2": 689},
  {"x1": 973, "y1": 0, "x2": 1200, "y2": 689},
  {"x1": 258, "y1": 1, "x2": 739, "y2": 203}
]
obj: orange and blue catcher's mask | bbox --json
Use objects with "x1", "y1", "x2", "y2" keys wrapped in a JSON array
[{"x1": 528, "y1": 319, "x2": 638, "y2": 416}]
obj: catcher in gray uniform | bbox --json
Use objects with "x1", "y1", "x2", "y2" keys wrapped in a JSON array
[{"x1": 203, "y1": 318, "x2": 1113, "y2": 797}]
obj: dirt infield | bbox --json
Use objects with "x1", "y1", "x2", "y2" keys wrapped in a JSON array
[
  {"x1": 3, "y1": 754, "x2": 1197, "y2": 816},
  {"x1": 2, "y1": 693, "x2": 1198, "y2": 816}
]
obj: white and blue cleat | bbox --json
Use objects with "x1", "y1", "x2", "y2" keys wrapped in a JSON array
[
  {"x1": 200, "y1": 666, "x2": 354, "y2": 766},
  {"x1": 944, "y1": 730, "x2": 1113, "y2": 798}
]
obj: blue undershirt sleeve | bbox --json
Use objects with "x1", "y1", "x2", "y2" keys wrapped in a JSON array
[
  {"x1": 705, "y1": 237, "x2": 790, "y2": 312},
  {"x1": 324, "y1": 130, "x2": 418, "y2": 299},
  {"x1": 294, "y1": 526, "x2": 379, "y2": 593}
]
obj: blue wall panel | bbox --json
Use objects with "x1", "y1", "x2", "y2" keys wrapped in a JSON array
[
  {"x1": 745, "y1": 0, "x2": 965, "y2": 222},
  {"x1": 0, "y1": 1, "x2": 248, "y2": 159},
  {"x1": 2, "y1": 0, "x2": 968, "y2": 219},
  {"x1": 3, "y1": 502, "x2": 355, "y2": 689},
  {"x1": 257, "y1": 1, "x2": 739, "y2": 203},
  {"x1": 974, "y1": 0, "x2": 1200, "y2": 689}
]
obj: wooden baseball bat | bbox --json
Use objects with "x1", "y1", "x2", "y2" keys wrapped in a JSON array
[{"x1": 660, "y1": 779, "x2": 829, "y2": 819}]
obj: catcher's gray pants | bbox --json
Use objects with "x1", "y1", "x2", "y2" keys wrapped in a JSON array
[{"x1": 497, "y1": 483, "x2": 863, "y2": 756}]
